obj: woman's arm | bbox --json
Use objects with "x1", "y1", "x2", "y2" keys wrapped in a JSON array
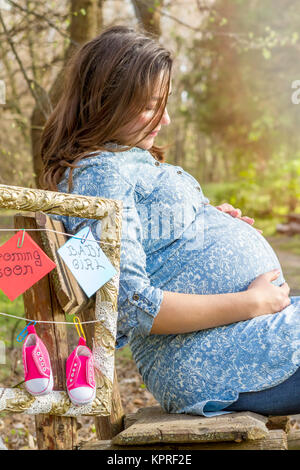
[
  {"x1": 150, "y1": 290, "x2": 257, "y2": 334},
  {"x1": 150, "y1": 270, "x2": 291, "y2": 334},
  {"x1": 57, "y1": 160, "x2": 289, "y2": 339}
]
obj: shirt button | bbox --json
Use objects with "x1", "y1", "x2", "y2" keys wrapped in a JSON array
[
  {"x1": 177, "y1": 170, "x2": 182, "y2": 174},
  {"x1": 132, "y1": 294, "x2": 140, "y2": 301},
  {"x1": 154, "y1": 161, "x2": 160, "y2": 166},
  {"x1": 196, "y1": 187, "x2": 201, "y2": 191}
]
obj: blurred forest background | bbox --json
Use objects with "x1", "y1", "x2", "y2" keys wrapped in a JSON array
[
  {"x1": 1, "y1": 0, "x2": 300, "y2": 449},
  {"x1": 0, "y1": 0, "x2": 300, "y2": 232}
]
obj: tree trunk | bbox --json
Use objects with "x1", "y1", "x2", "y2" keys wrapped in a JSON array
[
  {"x1": 31, "y1": 0, "x2": 102, "y2": 187},
  {"x1": 131, "y1": 0, "x2": 163, "y2": 37}
]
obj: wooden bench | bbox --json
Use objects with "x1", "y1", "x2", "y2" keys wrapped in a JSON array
[
  {"x1": 277, "y1": 213, "x2": 300, "y2": 235},
  {"x1": 80, "y1": 406, "x2": 294, "y2": 451}
]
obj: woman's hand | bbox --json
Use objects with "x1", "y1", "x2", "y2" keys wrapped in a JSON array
[
  {"x1": 247, "y1": 269, "x2": 291, "y2": 318},
  {"x1": 215, "y1": 203, "x2": 263, "y2": 234}
]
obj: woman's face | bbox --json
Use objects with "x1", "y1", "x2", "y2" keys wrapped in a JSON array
[{"x1": 118, "y1": 74, "x2": 172, "y2": 150}]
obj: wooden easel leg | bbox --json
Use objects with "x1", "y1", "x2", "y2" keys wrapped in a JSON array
[
  {"x1": 94, "y1": 368, "x2": 125, "y2": 439},
  {"x1": 35, "y1": 415, "x2": 78, "y2": 450}
]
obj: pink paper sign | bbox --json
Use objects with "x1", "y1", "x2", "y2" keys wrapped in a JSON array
[{"x1": 0, "y1": 231, "x2": 56, "y2": 301}]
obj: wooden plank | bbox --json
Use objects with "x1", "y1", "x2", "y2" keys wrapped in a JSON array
[
  {"x1": 277, "y1": 222, "x2": 300, "y2": 235},
  {"x1": 287, "y1": 429, "x2": 300, "y2": 450},
  {"x1": 113, "y1": 406, "x2": 269, "y2": 446},
  {"x1": 14, "y1": 213, "x2": 78, "y2": 450},
  {"x1": 266, "y1": 415, "x2": 292, "y2": 433},
  {"x1": 80, "y1": 430, "x2": 287, "y2": 450},
  {"x1": 35, "y1": 211, "x2": 93, "y2": 315}
]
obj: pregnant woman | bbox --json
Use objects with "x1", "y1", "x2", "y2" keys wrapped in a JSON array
[{"x1": 40, "y1": 25, "x2": 300, "y2": 417}]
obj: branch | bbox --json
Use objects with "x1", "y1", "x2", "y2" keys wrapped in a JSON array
[
  {"x1": 0, "y1": 9, "x2": 49, "y2": 120},
  {"x1": 134, "y1": 0, "x2": 278, "y2": 48},
  {"x1": 6, "y1": 0, "x2": 79, "y2": 47}
]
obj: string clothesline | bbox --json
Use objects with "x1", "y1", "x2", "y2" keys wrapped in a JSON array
[
  {"x1": 0, "y1": 310, "x2": 101, "y2": 325},
  {"x1": 0, "y1": 227, "x2": 116, "y2": 246}
]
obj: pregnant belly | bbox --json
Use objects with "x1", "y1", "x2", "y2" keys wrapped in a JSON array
[{"x1": 157, "y1": 204, "x2": 285, "y2": 295}]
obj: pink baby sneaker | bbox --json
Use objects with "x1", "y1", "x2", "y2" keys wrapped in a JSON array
[
  {"x1": 22, "y1": 324, "x2": 53, "y2": 396},
  {"x1": 66, "y1": 337, "x2": 96, "y2": 406}
]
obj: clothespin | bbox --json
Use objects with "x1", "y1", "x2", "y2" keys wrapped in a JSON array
[
  {"x1": 16, "y1": 320, "x2": 37, "y2": 343},
  {"x1": 73, "y1": 316, "x2": 86, "y2": 341},
  {"x1": 17, "y1": 229, "x2": 25, "y2": 248},
  {"x1": 81, "y1": 226, "x2": 91, "y2": 244}
]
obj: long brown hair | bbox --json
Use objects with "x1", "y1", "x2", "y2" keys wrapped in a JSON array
[{"x1": 40, "y1": 25, "x2": 173, "y2": 191}]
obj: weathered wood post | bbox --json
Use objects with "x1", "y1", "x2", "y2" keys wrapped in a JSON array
[{"x1": 14, "y1": 213, "x2": 78, "y2": 450}]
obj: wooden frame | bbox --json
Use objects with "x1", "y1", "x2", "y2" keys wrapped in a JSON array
[{"x1": 0, "y1": 183, "x2": 123, "y2": 417}]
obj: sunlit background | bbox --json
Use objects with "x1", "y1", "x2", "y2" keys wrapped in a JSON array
[{"x1": 0, "y1": 0, "x2": 300, "y2": 449}]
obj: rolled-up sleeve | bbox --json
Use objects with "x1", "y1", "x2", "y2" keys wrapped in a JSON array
[{"x1": 56, "y1": 159, "x2": 164, "y2": 346}]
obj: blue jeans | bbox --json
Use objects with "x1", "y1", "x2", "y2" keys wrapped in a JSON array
[{"x1": 224, "y1": 366, "x2": 300, "y2": 416}]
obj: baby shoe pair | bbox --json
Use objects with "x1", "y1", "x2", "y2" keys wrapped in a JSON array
[{"x1": 22, "y1": 324, "x2": 96, "y2": 406}]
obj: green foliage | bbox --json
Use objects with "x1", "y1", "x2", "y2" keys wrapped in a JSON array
[
  {"x1": 0, "y1": 290, "x2": 24, "y2": 349},
  {"x1": 170, "y1": 0, "x2": 300, "y2": 227},
  {"x1": 116, "y1": 345, "x2": 133, "y2": 361},
  {"x1": 274, "y1": 235, "x2": 300, "y2": 255},
  {"x1": 202, "y1": 152, "x2": 300, "y2": 235}
]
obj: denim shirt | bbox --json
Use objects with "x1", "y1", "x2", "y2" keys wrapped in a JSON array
[
  {"x1": 53, "y1": 145, "x2": 300, "y2": 416},
  {"x1": 55, "y1": 145, "x2": 210, "y2": 349}
]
